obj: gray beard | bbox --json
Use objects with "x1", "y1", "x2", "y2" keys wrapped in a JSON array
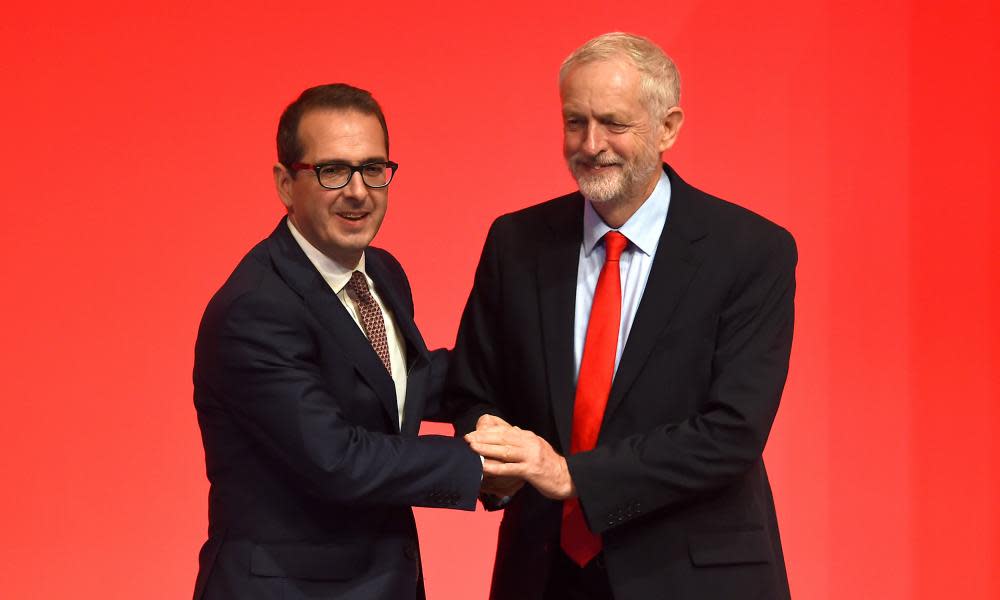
[{"x1": 570, "y1": 152, "x2": 661, "y2": 208}]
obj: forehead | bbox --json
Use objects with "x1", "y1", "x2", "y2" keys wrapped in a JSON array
[
  {"x1": 560, "y1": 58, "x2": 643, "y2": 112},
  {"x1": 296, "y1": 109, "x2": 387, "y2": 160}
]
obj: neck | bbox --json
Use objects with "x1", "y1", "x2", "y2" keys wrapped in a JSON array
[
  {"x1": 325, "y1": 248, "x2": 363, "y2": 270},
  {"x1": 591, "y1": 175, "x2": 660, "y2": 228}
]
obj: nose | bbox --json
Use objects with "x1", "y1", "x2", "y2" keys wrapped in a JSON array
[
  {"x1": 341, "y1": 168, "x2": 369, "y2": 201},
  {"x1": 582, "y1": 122, "x2": 606, "y2": 156}
]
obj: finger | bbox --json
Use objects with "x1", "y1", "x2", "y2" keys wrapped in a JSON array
[
  {"x1": 477, "y1": 414, "x2": 511, "y2": 429},
  {"x1": 468, "y1": 441, "x2": 506, "y2": 456},
  {"x1": 482, "y1": 459, "x2": 524, "y2": 478},
  {"x1": 465, "y1": 427, "x2": 520, "y2": 445},
  {"x1": 468, "y1": 426, "x2": 531, "y2": 447},
  {"x1": 470, "y1": 442, "x2": 526, "y2": 463},
  {"x1": 482, "y1": 474, "x2": 524, "y2": 493},
  {"x1": 471, "y1": 442, "x2": 521, "y2": 463}
]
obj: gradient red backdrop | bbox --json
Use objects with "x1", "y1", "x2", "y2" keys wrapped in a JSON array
[{"x1": 1, "y1": 1, "x2": 997, "y2": 598}]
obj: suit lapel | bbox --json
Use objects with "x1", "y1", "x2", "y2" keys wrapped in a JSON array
[
  {"x1": 538, "y1": 195, "x2": 585, "y2": 454},
  {"x1": 365, "y1": 252, "x2": 429, "y2": 436},
  {"x1": 266, "y1": 219, "x2": 400, "y2": 433},
  {"x1": 603, "y1": 166, "x2": 708, "y2": 425}
]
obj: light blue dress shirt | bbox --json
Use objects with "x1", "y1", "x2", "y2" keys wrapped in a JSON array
[{"x1": 573, "y1": 171, "x2": 671, "y2": 380}]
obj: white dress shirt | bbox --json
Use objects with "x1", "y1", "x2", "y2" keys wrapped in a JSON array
[
  {"x1": 287, "y1": 220, "x2": 409, "y2": 428},
  {"x1": 574, "y1": 171, "x2": 671, "y2": 380}
]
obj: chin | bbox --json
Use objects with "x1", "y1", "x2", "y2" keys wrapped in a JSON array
[{"x1": 576, "y1": 174, "x2": 626, "y2": 204}]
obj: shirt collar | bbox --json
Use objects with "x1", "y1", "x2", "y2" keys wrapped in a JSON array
[
  {"x1": 287, "y1": 218, "x2": 366, "y2": 294},
  {"x1": 582, "y1": 169, "x2": 671, "y2": 257}
]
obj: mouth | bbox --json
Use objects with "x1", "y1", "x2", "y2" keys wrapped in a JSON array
[
  {"x1": 333, "y1": 210, "x2": 372, "y2": 231},
  {"x1": 577, "y1": 162, "x2": 621, "y2": 176},
  {"x1": 336, "y1": 211, "x2": 369, "y2": 222},
  {"x1": 572, "y1": 155, "x2": 622, "y2": 173}
]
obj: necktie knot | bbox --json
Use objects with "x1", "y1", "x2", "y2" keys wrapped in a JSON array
[
  {"x1": 603, "y1": 231, "x2": 628, "y2": 262},
  {"x1": 346, "y1": 270, "x2": 372, "y2": 302}
]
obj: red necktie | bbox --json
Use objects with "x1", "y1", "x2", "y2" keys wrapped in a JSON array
[{"x1": 561, "y1": 231, "x2": 628, "y2": 567}]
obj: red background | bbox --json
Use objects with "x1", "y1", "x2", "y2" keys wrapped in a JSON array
[{"x1": 1, "y1": 1, "x2": 997, "y2": 598}]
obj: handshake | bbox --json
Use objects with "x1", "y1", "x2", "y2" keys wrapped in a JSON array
[{"x1": 464, "y1": 414, "x2": 577, "y2": 501}]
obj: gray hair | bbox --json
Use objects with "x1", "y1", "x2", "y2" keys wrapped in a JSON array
[{"x1": 559, "y1": 32, "x2": 681, "y2": 120}]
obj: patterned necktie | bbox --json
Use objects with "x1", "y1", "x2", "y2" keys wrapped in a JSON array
[
  {"x1": 345, "y1": 270, "x2": 392, "y2": 374},
  {"x1": 561, "y1": 231, "x2": 628, "y2": 567}
]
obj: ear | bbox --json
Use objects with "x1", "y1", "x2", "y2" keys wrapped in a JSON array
[
  {"x1": 657, "y1": 106, "x2": 685, "y2": 152},
  {"x1": 273, "y1": 163, "x2": 295, "y2": 211}
]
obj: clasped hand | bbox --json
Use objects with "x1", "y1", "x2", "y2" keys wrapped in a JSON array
[{"x1": 464, "y1": 415, "x2": 576, "y2": 500}]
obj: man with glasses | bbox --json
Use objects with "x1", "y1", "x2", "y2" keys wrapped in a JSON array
[
  {"x1": 454, "y1": 33, "x2": 795, "y2": 599},
  {"x1": 192, "y1": 83, "x2": 482, "y2": 600}
]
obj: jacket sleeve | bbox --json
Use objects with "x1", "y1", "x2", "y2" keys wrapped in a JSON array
[
  {"x1": 420, "y1": 348, "x2": 455, "y2": 423},
  {"x1": 568, "y1": 227, "x2": 797, "y2": 534},
  {"x1": 444, "y1": 219, "x2": 509, "y2": 436},
  {"x1": 195, "y1": 286, "x2": 482, "y2": 510}
]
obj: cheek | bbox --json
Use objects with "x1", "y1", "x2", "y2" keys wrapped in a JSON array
[
  {"x1": 374, "y1": 197, "x2": 389, "y2": 220},
  {"x1": 564, "y1": 127, "x2": 584, "y2": 145},
  {"x1": 563, "y1": 135, "x2": 579, "y2": 157},
  {"x1": 618, "y1": 138, "x2": 646, "y2": 162},
  {"x1": 305, "y1": 192, "x2": 335, "y2": 214}
]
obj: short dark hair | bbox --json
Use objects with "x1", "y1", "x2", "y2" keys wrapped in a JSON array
[{"x1": 276, "y1": 83, "x2": 389, "y2": 169}]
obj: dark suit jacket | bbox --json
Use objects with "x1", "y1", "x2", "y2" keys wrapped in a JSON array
[
  {"x1": 447, "y1": 164, "x2": 796, "y2": 600},
  {"x1": 192, "y1": 218, "x2": 482, "y2": 600}
]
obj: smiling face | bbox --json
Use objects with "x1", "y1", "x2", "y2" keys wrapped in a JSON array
[
  {"x1": 561, "y1": 58, "x2": 678, "y2": 227},
  {"x1": 274, "y1": 109, "x2": 389, "y2": 268}
]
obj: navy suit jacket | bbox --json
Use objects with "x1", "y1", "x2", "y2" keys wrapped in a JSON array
[
  {"x1": 193, "y1": 218, "x2": 482, "y2": 600},
  {"x1": 447, "y1": 164, "x2": 796, "y2": 600}
]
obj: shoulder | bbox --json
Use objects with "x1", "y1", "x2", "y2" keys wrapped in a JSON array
[
  {"x1": 366, "y1": 246, "x2": 409, "y2": 291},
  {"x1": 474, "y1": 192, "x2": 583, "y2": 263},
  {"x1": 366, "y1": 246, "x2": 415, "y2": 309},
  {"x1": 366, "y1": 246, "x2": 405, "y2": 278},
  {"x1": 681, "y1": 181, "x2": 796, "y2": 263},
  {"x1": 197, "y1": 240, "x2": 303, "y2": 341},
  {"x1": 489, "y1": 191, "x2": 581, "y2": 235}
]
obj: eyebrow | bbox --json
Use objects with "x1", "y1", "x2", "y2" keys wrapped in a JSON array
[
  {"x1": 562, "y1": 110, "x2": 631, "y2": 124},
  {"x1": 313, "y1": 156, "x2": 388, "y2": 165}
]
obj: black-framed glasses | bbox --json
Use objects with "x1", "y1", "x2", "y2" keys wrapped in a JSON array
[{"x1": 291, "y1": 161, "x2": 399, "y2": 190}]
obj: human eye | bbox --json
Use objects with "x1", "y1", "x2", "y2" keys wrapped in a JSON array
[
  {"x1": 564, "y1": 115, "x2": 584, "y2": 130},
  {"x1": 603, "y1": 119, "x2": 629, "y2": 134},
  {"x1": 316, "y1": 163, "x2": 352, "y2": 187},
  {"x1": 362, "y1": 163, "x2": 386, "y2": 176},
  {"x1": 319, "y1": 163, "x2": 351, "y2": 177}
]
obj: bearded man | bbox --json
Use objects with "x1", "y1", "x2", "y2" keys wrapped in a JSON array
[{"x1": 451, "y1": 32, "x2": 797, "y2": 600}]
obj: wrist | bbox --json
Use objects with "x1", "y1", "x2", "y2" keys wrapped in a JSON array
[{"x1": 560, "y1": 456, "x2": 577, "y2": 499}]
